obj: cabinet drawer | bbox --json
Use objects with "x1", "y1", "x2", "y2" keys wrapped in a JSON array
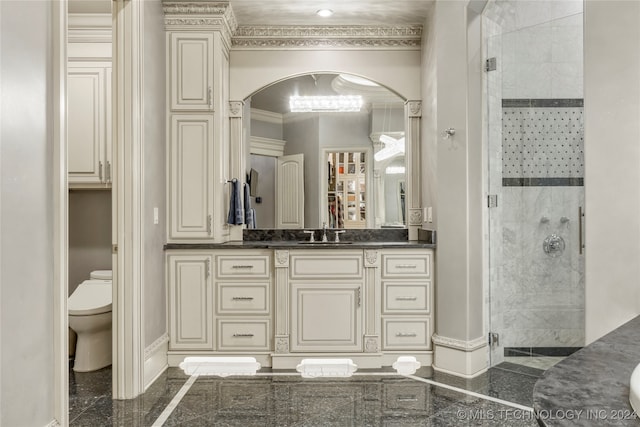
[
  {"x1": 383, "y1": 319, "x2": 431, "y2": 350},
  {"x1": 217, "y1": 283, "x2": 269, "y2": 315},
  {"x1": 290, "y1": 251, "x2": 363, "y2": 279},
  {"x1": 383, "y1": 282, "x2": 430, "y2": 314},
  {"x1": 383, "y1": 383, "x2": 428, "y2": 412},
  {"x1": 382, "y1": 252, "x2": 431, "y2": 279},
  {"x1": 217, "y1": 320, "x2": 271, "y2": 351},
  {"x1": 217, "y1": 255, "x2": 270, "y2": 279}
]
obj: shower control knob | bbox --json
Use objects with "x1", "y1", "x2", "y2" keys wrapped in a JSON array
[{"x1": 543, "y1": 234, "x2": 565, "y2": 257}]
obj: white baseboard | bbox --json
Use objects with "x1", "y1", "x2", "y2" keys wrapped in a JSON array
[
  {"x1": 45, "y1": 420, "x2": 61, "y2": 427},
  {"x1": 144, "y1": 333, "x2": 168, "y2": 391},
  {"x1": 432, "y1": 334, "x2": 488, "y2": 378}
]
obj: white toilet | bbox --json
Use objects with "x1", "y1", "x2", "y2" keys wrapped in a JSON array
[
  {"x1": 68, "y1": 278, "x2": 112, "y2": 372},
  {"x1": 90, "y1": 270, "x2": 112, "y2": 281}
]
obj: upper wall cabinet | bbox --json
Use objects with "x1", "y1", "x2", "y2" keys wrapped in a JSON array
[
  {"x1": 68, "y1": 64, "x2": 112, "y2": 187},
  {"x1": 169, "y1": 33, "x2": 214, "y2": 112},
  {"x1": 68, "y1": 14, "x2": 112, "y2": 188}
]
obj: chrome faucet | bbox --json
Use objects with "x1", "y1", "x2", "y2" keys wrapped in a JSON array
[
  {"x1": 334, "y1": 230, "x2": 346, "y2": 242},
  {"x1": 321, "y1": 222, "x2": 328, "y2": 242},
  {"x1": 303, "y1": 230, "x2": 315, "y2": 242}
]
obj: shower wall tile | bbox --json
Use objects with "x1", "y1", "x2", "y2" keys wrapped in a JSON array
[
  {"x1": 551, "y1": 64, "x2": 583, "y2": 99},
  {"x1": 502, "y1": 106, "x2": 584, "y2": 181},
  {"x1": 498, "y1": 186, "x2": 584, "y2": 348}
]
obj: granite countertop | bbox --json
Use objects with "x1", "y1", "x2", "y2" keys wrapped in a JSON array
[
  {"x1": 164, "y1": 240, "x2": 436, "y2": 250},
  {"x1": 164, "y1": 228, "x2": 436, "y2": 250},
  {"x1": 533, "y1": 315, "x2": 640, "y2": 426}
]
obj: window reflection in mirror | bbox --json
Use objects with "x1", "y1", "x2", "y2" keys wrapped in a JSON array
[{"x1": 246, "y1": 73, "x2": 405, "y2": 229}]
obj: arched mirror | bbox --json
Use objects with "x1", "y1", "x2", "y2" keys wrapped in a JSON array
[{"x1": 244, "y1": 73, "x2": 406, "y2": 230}]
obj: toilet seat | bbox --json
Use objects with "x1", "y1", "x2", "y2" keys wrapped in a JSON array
[
  {"x1": 69, "y1": 280, "x2": 112, "y2": 316},
  {"x1": 90, "y1": 270, "x2": 112, "y2": 281}
]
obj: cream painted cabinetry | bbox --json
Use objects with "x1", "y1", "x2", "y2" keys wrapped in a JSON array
[
  {"x1": 167, "y1": 252, "x2": 214, "y2": 350},
  {"x1": 68, "y1": 64, "x2": 112, "y2": 187},
  {"x1": 289, "y1": 251, "x2": 364, "y2": 352},
  {"x1": 168, "y1": 115, "x2": 214, "y2": 239},
  {"x1": 271, "y1": 248, "x2": 434, "y2": 369},
  {"x1": 169, "y1": 33, "x2": 214, "y2": 112},
  {"x1": 215, "y1": 251, "x2": 273, "y2": 352},
  {"x1": 381, "y1": 250, "x2": 433, "y2": 351},
  {"x1": 166, "y1": 250, "x2": 273, "y2": 365},
  {"x1": 166, "y1": 247, "x2": 433, "y2": 369},
  {"x1": 165, "y1": 26, "x2": 231, "y2": 242}
]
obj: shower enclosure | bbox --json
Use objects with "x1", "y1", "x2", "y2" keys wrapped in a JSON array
[{"x1": 483, "y1": 1, "x2": 585, "y2": 369}]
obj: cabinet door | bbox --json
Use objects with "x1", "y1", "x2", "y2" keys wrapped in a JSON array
[
  {"x1": 291, "y1": 283, "x2": 362, "y2": 352},
  {"x1": 104, "y1": 67, "x2": 112, "y2": 184},
  {"x1": 167, "y1": 254, "x2": 213, "y2": 350},
  {"x1": 68, "y1": 67, "x2": 105, "y2": 184},
  {"x1": 169, "y1": 33, "x2": 213, "y2": 111},
  {"x1": 169, "y1": 115, "x2": 214, "y2": 240}
]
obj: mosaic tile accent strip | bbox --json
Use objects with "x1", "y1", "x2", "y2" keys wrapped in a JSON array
[{"x1": 502, "y1": 99, "x2": 584, "y2": 186}]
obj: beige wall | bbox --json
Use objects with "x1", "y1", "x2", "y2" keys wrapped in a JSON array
[
  {"x1": 230, "y1": 50, "x2": 421, "y2": 101},
  {"x1": 1, "y1": 1, "x2": 56, "y2": 424},
  {"x1": 584, "y1": 0, "x2": 640, "y2": 342},
  {"x1": 69, "y1": 191, "x2": 112, "y2": 294},
  {"x1": 143, "y1": 0, "x2": 167, "y2": 347},
  {"x1": 430, "y1": 1, "x2": 485, "y2": 343}
]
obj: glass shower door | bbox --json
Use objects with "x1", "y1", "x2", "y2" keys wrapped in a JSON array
[{"x1": 485, "y1": 8, "x2": 585, "y2": 370}]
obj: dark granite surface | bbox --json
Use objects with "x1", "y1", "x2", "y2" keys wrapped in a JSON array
[
  {"x1": 70, "y1": 363, "x2": 540, "y2": 426},
  {"x1": 165, "y1": 240, "x2": 436, "y2": 250},
  {"x1": 165, "y1": 228, "x2": 436, "y2": 250},
  {"x1": 533, "y1": 315, "x2": 640, "y2": 426}
]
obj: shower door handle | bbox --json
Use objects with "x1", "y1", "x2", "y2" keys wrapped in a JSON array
[{"x1": 579, "y1": 206, "x2": 585, "y2": 254}]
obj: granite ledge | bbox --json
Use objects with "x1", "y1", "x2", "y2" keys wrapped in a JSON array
[
  {"x1": 164, "y1": 240, "x2": 436, "y2": 250},
  {"x1": 533, "y1": 315, "x2": 640, "y2": 426}
]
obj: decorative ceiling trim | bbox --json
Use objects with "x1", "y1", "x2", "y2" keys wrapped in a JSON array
[
  {"x1": 251, "y1": 108, "x2": 284, "y2": 125},
  {"x1": 250, "y1": 136, "x2": 286, "y2": 158},
  {"x1": 232, "y1": 25, "x2": 422, "y2": 50},
  {"x1": 163, "y1": 2, "x2": 237, "y2": 49}
]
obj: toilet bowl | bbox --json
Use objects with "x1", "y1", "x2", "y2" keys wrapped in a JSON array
[
  {"x1": 90, "y1": 270, "x2": 112, "y2": 281},
  {"x1": 68, "y1": 280, "x2": 112, "y2": 372}
]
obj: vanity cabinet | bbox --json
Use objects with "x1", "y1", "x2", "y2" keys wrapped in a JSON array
[
  {"x1": 291, "y1": 283, "x2": 362, "y2": 352},
  {"x1": 166, "y1": 250, "x2": 273, "y2": 364},
  {"x1": 67, "y1": 64, "x2": 112, "y2": 187},
  {"x1": 215, "y1": 252, "x2": 273, "y2": 352},
  {"x1": 166, "y1": 247, "x2": 433, "y2": 368},
  {"x1": 167, "y1": 252, "x2": 214, "y2": 350},
  {"x1": 381, "y1": 250, "x2": 433, "y2": 351}
]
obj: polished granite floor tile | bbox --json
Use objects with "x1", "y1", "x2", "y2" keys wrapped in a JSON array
[
  {"x1": 69, "y1": 364, "x2": 541, "y2": 426},
  {"x1": 504, "y1": 356, "x2": 564, "y2": 371}
]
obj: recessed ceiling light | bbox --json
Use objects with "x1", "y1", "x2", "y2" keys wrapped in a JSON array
[{"x1": 316, "y1": 9, "x2": 334, "y2": 18}]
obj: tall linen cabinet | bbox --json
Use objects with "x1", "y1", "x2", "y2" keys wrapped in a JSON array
[
  {"x1": 164, "y1": 3, "x2": 234, "y2": 243},
  {"x1": 164, "y1": 3, "x2": 236, "y2": 356}
]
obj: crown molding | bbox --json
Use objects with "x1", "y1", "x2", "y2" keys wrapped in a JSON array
[
  {"x1": 68, "y1": 13, "x2": 112, "y2": 43},
  {"x1": 163, "y1": 2, "x2": 237, "y2": 50},
  {"x1": 232, "y1": 25, "x2": 422, "y2": 50},
  {"x1": 251, "y1": 108, "x2": 283, "y2": 125},
  {"x1": 250, "y1": 136, "x2": 286, "y2": 157}
]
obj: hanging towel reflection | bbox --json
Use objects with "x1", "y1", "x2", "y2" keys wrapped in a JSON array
[
  {"x1": 244, "y1": 183, "x2": 255, "y2": 229},
  {"x1": 227, "y1": 179, "x2": 244, "y2": 225}
]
